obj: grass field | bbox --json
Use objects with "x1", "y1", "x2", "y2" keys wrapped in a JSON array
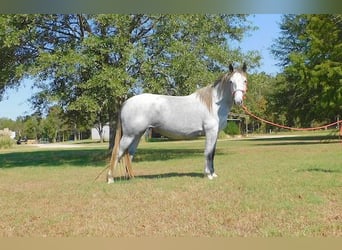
[{"x1": 0, "y1": 132, "x2": 341, "y2": 237}]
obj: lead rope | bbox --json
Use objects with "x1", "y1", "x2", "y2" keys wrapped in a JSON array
[{"x1": 241, "y1": 104, "x2": 342, "y2": 132}]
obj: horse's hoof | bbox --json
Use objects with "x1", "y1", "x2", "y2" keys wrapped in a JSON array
[
  {"x1": 207, "y1": 173, "x2": 218, "y2": 180},
  {"x1": 107, "y1": 177, "x2": 114, "y2": 184}
]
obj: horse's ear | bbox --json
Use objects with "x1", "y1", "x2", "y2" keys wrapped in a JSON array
[
  {"x1": 242, "y1": 62, "x2": 247, "y2": 72},
  {"x1": 229, "y1": 64, "x2": 234, "y2": 73}
]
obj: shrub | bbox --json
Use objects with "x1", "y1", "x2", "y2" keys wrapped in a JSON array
[
  {"x1": 218, "y1": 130, "x2": 227, "y2": 139},
  {"x1": 0, "y1": 135, "x2": 14, "y2": 149},
  {"x1": 224, "y1": 122, "x2": 240, "y2": 136}
]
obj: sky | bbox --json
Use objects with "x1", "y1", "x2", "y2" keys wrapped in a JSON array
[
  {"x1": 242, "y1": 14, "x2": 282, "y2": 74},
  {"x1": 0, "y1": 14, "x2": 282, "y2": 120}
]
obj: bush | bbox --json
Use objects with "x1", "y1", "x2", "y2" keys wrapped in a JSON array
[
  {"x1": 0, "y1": 135, "x2": 14, "y2": 149},
  {"x1": 224, "y1": 122, "x2": 240, "y2": 136},
  {"x1": 218, "y1": 130, "x2": 227, "y2": 139}
]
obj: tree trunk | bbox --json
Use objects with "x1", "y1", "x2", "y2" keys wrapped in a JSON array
[
  {"x1": 73, "y1": 123, "x2": 78, "y2": 141},
  {"x1": 108, "y1": 110, "x2": 118, "y2": 153},
  {"x1": 95, "y1": 124, "x2": 104, "y2": 143}
]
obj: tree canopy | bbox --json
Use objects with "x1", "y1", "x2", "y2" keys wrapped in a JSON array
[
  {"x1": 0, "y1": 14, "x2": 258, "y2": 144},
  {"x1": 2, "y1": 14, "x2": 341, "y2": 137},
  {"x1": 271, "y1": 14, "x2": 342, "y2": 126}
]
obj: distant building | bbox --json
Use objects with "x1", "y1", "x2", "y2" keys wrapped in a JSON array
[
  {"x1": 91, "y1": 124, "x2": 110, "y2": 141},
  {"x1": 0, "y1": 128, "x2": 16, "y2": 139}
]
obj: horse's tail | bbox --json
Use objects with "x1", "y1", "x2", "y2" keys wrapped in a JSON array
[
  {"x1": 109, "y1": 115, "x2": 122, "y2": 169},
  {"x1": 108, "y1": 114, "x2": 134, "y2": 181}
]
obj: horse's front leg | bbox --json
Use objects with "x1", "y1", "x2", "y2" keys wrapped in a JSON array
[{"x1": 204, "y1": 129, "x2": 218, "y2": 180}]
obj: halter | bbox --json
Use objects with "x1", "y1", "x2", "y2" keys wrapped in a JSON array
[
  {"x1": 232, "y1": 83, "x2": 247, "y2": 96},
  {"x1": 230, "y1": 76, "x2": 248, "y2": 98}
]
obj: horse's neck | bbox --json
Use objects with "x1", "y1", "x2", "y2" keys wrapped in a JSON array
[{"x1": 212, "y1": 83, "x2": 233, "y2": 115}]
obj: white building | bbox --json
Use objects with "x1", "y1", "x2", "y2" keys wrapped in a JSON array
[
  {"x1": 91, "y1": 124, "x2": 110, "y2": 141},
  {"x1": 0, "y1": 128, "x2": 16, "y2": 139}
]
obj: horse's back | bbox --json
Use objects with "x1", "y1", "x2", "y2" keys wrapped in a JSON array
[{"x1": 121, "y1": 94, "x2": 166, "y2": 119}]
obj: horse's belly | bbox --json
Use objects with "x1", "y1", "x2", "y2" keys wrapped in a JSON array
[
  {"x1": 153, "y1": 124, "x2": 204, "y2": 139},
  {"x1": 152, "y1": 110, "x2": 205, "y2": 139}
]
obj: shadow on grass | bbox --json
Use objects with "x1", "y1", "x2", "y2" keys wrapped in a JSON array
[
  {"x1": 111, "y1": 172, "x2": 204, "y2": 181},
  {"x1": 0, "y1": 147, "x2": 211, "y2": 169},
  {"x1": 0, "y1": 148, "x2": 107, "y2": 169},
  {"x1": 298, "y1": 168, "x2": 341, "y2": 174},
  {"x1": 139, "y1": 172, "x2": 204, "y2": 179},
  {"x1": 249, "y1": 134, "x2": 340, "y2": 146},
  {"x1": 134, "y1": 148, "x2": 207, "y2": 162}
]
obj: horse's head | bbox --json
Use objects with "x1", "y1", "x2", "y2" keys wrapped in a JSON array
[{"x1": 228, "y1": 63, "x2": 248, "y2": 106}]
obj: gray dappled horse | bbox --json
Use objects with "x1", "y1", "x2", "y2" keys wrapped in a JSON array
[{"x1": 108, "y1": 63, "x2": 248, "y2": 183}]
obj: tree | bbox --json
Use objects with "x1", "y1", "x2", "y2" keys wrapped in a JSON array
[
  {"x1": 22, "y1": 114, "x2": 40, "y2": 140},
  {"x1": 0, "y1": 118, "x2": 16, "y2": 130},
  {"x1": 40, "y1": 106, "x2": 64, "y2": 142},
  {"x1": 0, "y1": 15, "x2": 33, "y2": 99},
  {"x1": 243, "y1": 72, "x2": 276, "y2": 132},
  {"x1": 0, "y1": 14, "x2": 259, "y2": 149},
  {"x1": 271, "y1": 14, "x2": 342, "y2": 126}
]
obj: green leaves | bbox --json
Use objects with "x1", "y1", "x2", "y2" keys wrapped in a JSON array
[
  {"x1": 271, "y1": 14, "x2": 342, "y2": 126},
  {"x1": 1, "y1": 14, "x2": 256, "y2": 144}
]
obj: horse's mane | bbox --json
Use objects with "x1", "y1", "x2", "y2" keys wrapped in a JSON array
[{"x1": 196, "y1": 73, "x2": 231, "y2": 113}]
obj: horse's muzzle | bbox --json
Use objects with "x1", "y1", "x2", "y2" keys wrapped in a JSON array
[{"x1": 233, "y1": 90, "x2": 244, "y2": 106}]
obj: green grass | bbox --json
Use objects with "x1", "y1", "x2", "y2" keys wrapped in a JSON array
[{"x1": 0, "y1": 132, "x2": 341, "y2": 237}]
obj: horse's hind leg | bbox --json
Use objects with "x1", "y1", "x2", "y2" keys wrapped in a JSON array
[
  {"x1": 124, "y1": 133, "x2": 144, "y2": 178},
  {"x1": 107, "y1": 146, "x2": 126, "y2": 184},
  {"x1": 108, "y1": 134, "x2": 140, "y2": 182},
  {"x1": 128, "y1": 133, "x2": 143, "y2": 161},
  {"x1": 108, "y1": 129, "x2": 122, "y2": 183}
]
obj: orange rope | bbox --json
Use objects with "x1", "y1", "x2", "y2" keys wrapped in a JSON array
[{"x1": 242, "y1": 105, "x2": 342, "y2": 131}]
